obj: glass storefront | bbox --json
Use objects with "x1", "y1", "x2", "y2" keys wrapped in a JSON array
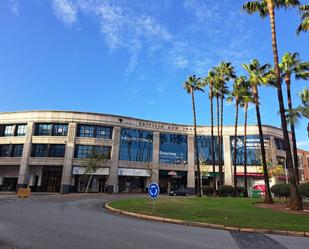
[
  {"x1": 159, "y1": 170, "x2": 187, "y2": 193},
  {"x1": 159, "y1": 133, "x2": 187, "y2": 164},
  {"x1": 230, "y1": 135, "x2": 270, "y2": 166},
  {"x1": 196, "y1": 135, "x2": 220, "y2": 164},
  {"x1": 119, "y1": 128, "x2": 153, "y2": 162},
  {"x1": 41, "y1": 166, "x2": 63, "y2": 192}
]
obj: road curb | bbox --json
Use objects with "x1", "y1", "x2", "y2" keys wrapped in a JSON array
[{"x1": 105, "y1": 202, "x2": 308, "y2": 237}]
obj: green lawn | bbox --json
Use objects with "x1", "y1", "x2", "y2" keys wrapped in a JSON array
[{"x1": 109, "y1": 197, "x2": 309, "y2": 232}]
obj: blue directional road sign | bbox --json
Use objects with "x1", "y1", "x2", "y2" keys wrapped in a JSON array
[{"x1": 148, "y1": 183, "x2": 160, "y2": 199}]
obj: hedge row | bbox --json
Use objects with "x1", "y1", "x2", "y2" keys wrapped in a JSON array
[{"x1": 270, "y1": 183, "x2": 309, "y2": 198}]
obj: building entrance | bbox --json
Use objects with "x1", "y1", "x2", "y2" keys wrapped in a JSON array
[
  {"x1": 41, "y1": 166, "x2": 62, "y2": 192},
  {"x1": 118, "y1": 176, "x2": 147, "y2": 192},
  {"x1": 2, "y1": 177, "x2": 18, "y2": 191}
]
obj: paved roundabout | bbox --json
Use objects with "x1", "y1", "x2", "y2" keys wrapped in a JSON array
[{"x1": 0, "y1": 194, "x2": 308, "y2": 249}]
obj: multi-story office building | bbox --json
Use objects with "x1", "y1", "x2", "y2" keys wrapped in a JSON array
[{"x1": 0, "y1": 111, "x2": 293, "y2": 194}]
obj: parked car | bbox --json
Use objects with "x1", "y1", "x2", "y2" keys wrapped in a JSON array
[{"x1": 169, "y1": 188, "x2": 190, "y2": 196}]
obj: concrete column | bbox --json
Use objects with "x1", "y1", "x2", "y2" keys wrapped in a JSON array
[
  {"x1": 17, "y1": 122, "x2": 34, "y2": 190},
  {"x1": 60, "y1": 123, "x2": 77, "y2": 194},
  {"x1": 187, "y1": 134, "x2": 195, "y2": 192},
  {"x1": 223, "y1": 135, "x2": 233, "y2": 186},
  {"x1": 151, "y1": 131, "x2": 160, "y2": 184},
  {"x1": 107, "y1": 126, "x2": 121, "y2": 193}
]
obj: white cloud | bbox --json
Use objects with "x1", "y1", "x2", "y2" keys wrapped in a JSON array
[
  {"x1": 51, "y1": 0, "x2": 78, "y2": 26},
  {"x1": 9, "y1": 0, "x2": 19, "y2": 16},
  {"x1": 50, "y1": 0, "x2": 172, "y2": 73},
  {"x1": 297, "y1": 140, "x2": 309, "y2": 148},
  {"x1": 147, "y1": 100, "x2": 156, "y2": 105},
  {"x1": 156, "y1": 82, "x2": 166, "y2": 93}
]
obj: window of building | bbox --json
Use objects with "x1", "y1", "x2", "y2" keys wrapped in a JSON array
[
  {"x1": 0, "y1": 145, "x2": 11, "y2": 157},
  {"x1": 95, "y1": 126, "x2": 113, "y2": 139},
  {"x1": 230, "y1": 135, "x2": 270, "y2": 166},
  {"x1": 119, "y1": 128, "x2": 153, "y2": 162},
  {"x1": 74, "y1": 145, "x2": 111, "y2": 159},
  {"x1": 78, "y1": 125, "x2": 94, "y2": 138},
  {"x1": 4, "y1": 125, "x2": 14, "y2": 137},
  {"x1": 50, "y1": 144, "x2": 66, "y2": 157},
  {"x1": 31, "y1": 144, "x2": 49, "y2": 157},
  {"x1": 196, "y1": 136, "x2": 220, "y2": 164},
  {"x1": 16, "y1": 124, "x2": 27, "y2": 136},
  {"x1": 35, "y1": 123, "x2": 68, "y2": 136},
  {"x1": 31, "y1": 144, "x2": 66, "y2": 157},
  {"x1": 159, "y1": 133, "x2": 187, "y2": 164},
  {"x1": 52, "y1": 124, "x2": 68, "y2": 136},
  {"x1": 36, "y1": 124, "x2": 52, "y2": 136},
  {"x1": 77, "y1": 125, "x2": 113, "y2": 139},
  {"x1": 275, "y1": 138, "x2": 285, "y2": 150},
  {"x1": 12, "y1": 144, "x2": 23, "y2": 157}
]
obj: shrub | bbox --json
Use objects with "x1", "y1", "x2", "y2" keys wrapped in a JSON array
[
  {"x1": 270, "y1": 183, "x2": 290, "y2": 198},
  {"x1": 218, "y1": 185, "x2": 235, "y2": 197},
  {"x1": 298, "y1": 183, "x2": 309, "y2": 198},
  {"x1": 236, "y1": 186, "x2": 247, "y2": 197},
  {"x1": 202, "y1": 186, "x2": 214, "y2": 196}
]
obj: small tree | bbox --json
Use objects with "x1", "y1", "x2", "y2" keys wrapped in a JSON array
[{"x1": 82, "y1": 149, "x2": 108, "y2": 194}]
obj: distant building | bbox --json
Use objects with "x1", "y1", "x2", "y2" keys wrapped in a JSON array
[
  {"x1": 297, "y1": 149, "x2": 309, "y2": 183},
  {"x1": 0, "y1": 110, "x2": 295, "y2": 194}
]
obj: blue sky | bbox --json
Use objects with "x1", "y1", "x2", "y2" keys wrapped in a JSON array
[{"x1": 0, "y1": 0, "x2": 308, "y2": 149}]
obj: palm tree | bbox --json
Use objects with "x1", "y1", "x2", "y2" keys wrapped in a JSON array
[
  {"x1": 243, "y1": 0, "x2": 303, "y2": 210},
  {"x1": 184, "y1": 75, "x2": 204, "y2": 197},
  {"x1": 287, "y1": 88, "x2": 309, "y2": 137},
  {"x1": 243, "y1": 59, "x2": 274, "y2": 203},
  {"x1": 280, "y1": 52, "x2": 309, "y2": 185},
  {"x1": 240, "y1": 87, "x2": 254, "y2": 197},
  {"x1": 214, "y1": 62, "x2": 235, "y2": 186},
  {"x1": 297, "y1": 4, "x2": 309, "y2": 34},
  {"x1": 203, "y1": 70, "x2": 217, "y2": 193},
  {"x1": 227, "y1": 76, "x2": 249, "y2": 193}
]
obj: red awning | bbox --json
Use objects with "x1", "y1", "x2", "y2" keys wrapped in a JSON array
[{"x1": 236, "y1": 173, "x2": 263, "y2": 177}]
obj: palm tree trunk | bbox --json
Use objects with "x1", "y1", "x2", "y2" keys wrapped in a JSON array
[
  {"x1": 286, "y1": 78, "x2": 300, "y2": 185},
  {"x1": 233, "y1": 99, "x2": 239, "y2": 192},
  {"x1": 216, "y1": 95, "x2": 220, "y2": 189},
  {"x1": 252, "y1": 85, "x2": 273, "y2": 204},
  {"x1": 267, "y1": 1, "x2": 302, "y2": 210},
  {"x1": 210, "y1": 84, "x2": 216, "y2": 192},
  {"x1": 244, "y1": 103, "x2": 249, "y2": 197},
  {"x1": 220, "y1": 88, "x2": 224, "y2": 186},
  {"x1": 192, "y1": 90, "x2": 202, "y2": 197}
]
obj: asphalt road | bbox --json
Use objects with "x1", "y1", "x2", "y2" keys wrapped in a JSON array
[{"x1": 0, "y1": 194, "x2": 308, "y2": 249}]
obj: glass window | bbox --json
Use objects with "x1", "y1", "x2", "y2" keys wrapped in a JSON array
[
  {"x1": 12, "y1": 144, "x2": 23, "y2": 157},
  {"x1": 0, "y1": 145, "x2": 11, "y2": 157},
  {"x1": 159, "y1": 133, "x2": 187, "y2": 164},
  {"x1": 196, "y1": 136, "x2": 220, "y2": 164},
  {"x1": 230, "y1": 135, "x2": 270, "y2": 166},
  {"x1": 95, "y1": 126, "x2": 113, "y2": 139},
  {"x1": 16, "y1": 124, "x2": 27, "y2": 136},
  {"x1": 36, "y1": 124, "x2": 52, "y2": 136},
  {"x1": 4, "y1": 125, "x2": 14, "y2": 137},
  {"x1": 50, "y1": 144, "x2": 66, "y2": 157},
  {"x1": 52, "y1": 124, "x2": 68, "y2": 136},
  {"x1": 119, "y1": 128, "x2": 153, "y2": 162},
  {"x1": 78, "y1": 125, "x2": 94, "y2": 138},
  {"x1": 31, "y1": 144, "x2": 49, "y2": 157},
  {"x1": 275, "y1": 138, "x2": 285, "y2": 150},
  {"x1": 74, "y1": 145, "x2": 111, "y2": 159}
]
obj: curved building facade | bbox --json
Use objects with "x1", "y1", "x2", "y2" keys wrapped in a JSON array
[{"x1": 0, "y1": 111, "x2": 292, "y2": 194}]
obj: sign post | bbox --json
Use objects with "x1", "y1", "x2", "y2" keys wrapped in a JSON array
[{"x1": 148, "y1": 183, "x2": 160, "y2": 213}]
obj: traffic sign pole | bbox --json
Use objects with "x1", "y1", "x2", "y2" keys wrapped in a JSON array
[{"x1": 148, "y1": 183, "x2": 160, "y2": 214}]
